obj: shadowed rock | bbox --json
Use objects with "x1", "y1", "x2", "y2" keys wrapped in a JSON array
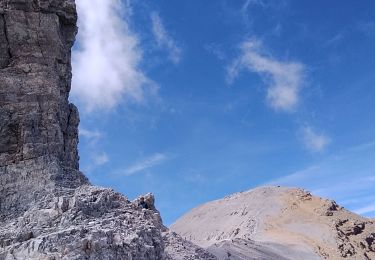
[{"x1": 0, "y1": 0, "x2": 87, "y2": 223}]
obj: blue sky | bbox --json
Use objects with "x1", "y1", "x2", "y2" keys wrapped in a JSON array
[{"x1": 71, "y1": 0, "x2": 375, "y2": 225}]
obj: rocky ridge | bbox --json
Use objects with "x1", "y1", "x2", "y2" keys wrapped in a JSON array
[{"x1": 0, "y1": 1, "x2": 214, "y2": 259}]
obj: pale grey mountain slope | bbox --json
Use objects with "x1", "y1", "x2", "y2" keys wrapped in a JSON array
[{"x1": 171, "y1": 186, "x2": 375, "y2": 260}]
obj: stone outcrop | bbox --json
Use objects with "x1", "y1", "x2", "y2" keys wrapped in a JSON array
[
  {"x1": 0, "y1": 187, "x2": 167, "y2": 259},
  {"x1": 0, "y1": 1, "x2": 213, "y2": 259}
]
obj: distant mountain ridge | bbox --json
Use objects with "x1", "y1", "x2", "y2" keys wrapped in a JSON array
[{"x1": 171, "y1": 186, "x2": 375, "y2": 260}]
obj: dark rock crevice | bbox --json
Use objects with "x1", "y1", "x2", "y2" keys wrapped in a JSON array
[
  {"x1": 35, "y1": 12, "x2": 46, "y2": 63},
  {"x1": 0, "y1": 13, "x2": 11, "y2": 68}
]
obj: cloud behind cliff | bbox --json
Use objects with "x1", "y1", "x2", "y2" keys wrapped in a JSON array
[{"x1": 72, "y1": 0, "x2": 154, "y2": 111}]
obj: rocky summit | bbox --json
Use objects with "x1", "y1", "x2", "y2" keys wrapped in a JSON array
[
  {"x1": 0, "y1": 1, "x2": 213, "y2": 259},
  {"x1": 171, "y1": 187, "x2": 375, "y2": 260}
]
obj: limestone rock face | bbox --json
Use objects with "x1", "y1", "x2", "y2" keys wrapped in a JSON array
[
  {"x1": 0, "y1": 186, "x2": 168, "y2": 260},
  {"x1": 0, "y1": 0, "x2": 78, "y2": 169},
  {"x1": 0, "y1": 1, "x2": 213, "y2": 259},
  {"x1": 0, "y1": 0, "x2": 88, "y2": 224},
  {"x1": 0, "y1": 156, "x2": 87, "y2": 222},
  {"x1": 163, "y1": 231, "x2": 218, "y2": 260}
]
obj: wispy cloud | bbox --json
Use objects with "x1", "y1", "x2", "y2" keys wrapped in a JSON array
[
  {"x1": 151, "y1": 12, "x2": 182, "y2": 64},
  {"x1": 324, "y1": 32, "x2": 345, "y2": 47},
  {"x1": 205, "y1": 43, "x2": 226, "y2": 60},
  {"x1": 79, "y1": 128, "x2": 102, "y2": 143},
  {"x1": 93, "y1": 152, "x2": 109, "y2": 166},
  {"x1": 267, "y1": 140, "x2": 375, "y2": 217},
  {"x1": 122, "y1": 153, "x2": 168, "y2": 176},
  {"x1": 239, "y1": 0, "x2": 286, "y2": 28},
  {"x1": 228, "y1": 39, "x2": 305, "y2": 112},
  {"x1": 72, "y1": 0, "x2": 155, "y2": 111},
  {"x1": 79, "y1": 128, "x2": 108, "y2": 172},
  {"x1": 347, "y1": 141, "x2": 375, "y2": 153},
  {"x1": 185, "y1": 173, "x2": 207, "y2": 184},
  {"x1": 354, "y1": 203, "x2": 375, "y2": 215},
  {"x1": 240, "y1": 0, "x2": 267, "y2": 26},
  {"x1": 301, "y1": 126, "x2": 331, "y2": 152},
  {"x1": 358, "y1": 21, "x2": 375, "y2": 37},
  {"x1": 241, "y1": 0, "x2": 267, "y2": 15}
]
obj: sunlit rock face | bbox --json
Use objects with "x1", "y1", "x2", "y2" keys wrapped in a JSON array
[{"x1": 0, "y1": 1, "x2": 215, "y2": 259}]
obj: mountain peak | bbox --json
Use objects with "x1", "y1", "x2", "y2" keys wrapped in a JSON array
[{"x1": 171, "y1": 186, "x2": 375, "y2": 259}]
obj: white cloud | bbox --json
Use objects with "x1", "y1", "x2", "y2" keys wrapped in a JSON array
[
  {"x1": 151, "y1": 12, "x2": 182, "y2": 64},
  {"x1": 301, "y1": 126, "x2": 331, "y2": 152},
  {"x1": 123, "y1": 153, "x2": 168, "y2": 176},
  {"x1": 79, "y1": 128, "x2": 102, "y2": 141},
  {"x1": 228, "y1": 39, "x2": 305, "y2": 112},
  {"x1": 72, "y1": 0, "x2": 155, "y2": 111},
  {"x1": 93, "y1": 152, "x2": 109, "y2": 166}
]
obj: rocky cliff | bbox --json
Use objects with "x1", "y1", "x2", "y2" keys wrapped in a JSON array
[
  {"x1": 0, "y1": 1, "x2": 215, "y2": 259},
  {"x1": 171, "y1": 187, "x2": 375, "y2": 260},
  {"x1": 0, "y1": 0, "x2": 87, "y2": 223}
]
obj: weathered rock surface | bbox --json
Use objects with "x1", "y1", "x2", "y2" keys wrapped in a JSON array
[
  {"x1": 0, "y1": 1, "x2": 213, "y2": 259},
  {"x1": 0, "y1": 0, "x2": 87, "y2": 224},
  {"x1": 0, "y1": 187, "x2": 167, "y2": 259},
  {"x1": 163, "y1": 231, "x2": 217, "y2": 260},
  {"x1": 171, "y1": 187, "x2": 375, "y2": 260},
  {"x1": 0, "y1": 0, "x2": 79, "y2": 169}
]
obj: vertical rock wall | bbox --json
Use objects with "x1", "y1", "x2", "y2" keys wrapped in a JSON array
[
  {"x1": 0, "y1": 0, "x2": 88, "y2": 221},
  {"x1": 0, "y1": 0, "x2": 79, "y2": 169}
]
